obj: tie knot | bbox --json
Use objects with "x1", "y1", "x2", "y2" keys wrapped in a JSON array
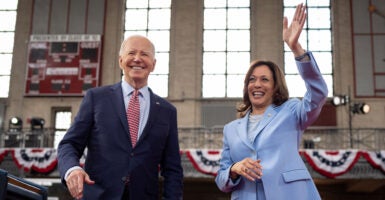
[{"x1": 132, "y1": 90, "x2": 139, "y2": 97}]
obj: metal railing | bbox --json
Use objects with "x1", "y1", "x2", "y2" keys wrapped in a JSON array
[
  {"x1": 178, "y1": 127, "x2": 385, "y2": 150},
  {"x1": 302, "y1": 128, "x2": 385, "y2": 150},
  {"x1": 0, "y1": 129, "x2": 54, "y2": 148},
  {"x1": 1, "y1": 127, "x2": 384, "y2": 150}
]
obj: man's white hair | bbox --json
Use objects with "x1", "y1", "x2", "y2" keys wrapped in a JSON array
[{"x1": 119, "y1": 35, "x2": 155, "y2": 56}]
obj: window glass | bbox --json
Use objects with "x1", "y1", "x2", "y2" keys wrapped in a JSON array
[
  {"x1": 124, "y1": 0, "x2": 171, "y2": 97},
  {"x1": 308, "y1": 30, "x2": 332, "y2": 51},
  {"x1": 0, "y1": 76, "x2": 10, "y2": 97},
  {"x1": 0, "y1": 33, "x2": 15, "y2": 53},
  {"x1": 203, "y1": 52, "x2": 226, "y2": 74},
  {"x1": 54, "y1": 111, "x2": 72, "y2": 149},
  {"x1": 149, "y1": 0, "x2": 171, "y2": 8},
  {"x1": 204, "y1": 0, "x2": 227, "y2": 8},
  {"x1": 203, "y1": 0, "x2": 250, "y2": 98},
  {"x1": 227, "y1": 75, "x2": 244, "y2": 97},
  {"x1": 0, "y1": 54, "x2": 12, "y2": 75},
  {"x1": 203, "y1": 75, "x2": 226, "y2": 97},
  {"x1": 125, "y1": 10, "x2": 148, "y2": 29},
  {"x1": 152, "y1": 52, "x2": 169, "y2": 74},
  {"x1": 308, "y1": 8, "x2": 330, "y2": 29},
  {"x1": 203, "y1": 30, "x2": 227, "y2": 51},
  {"x1": 0, "y1": 11, "x2": 17, "y2": 31},
  {"x1": 227, "y1": 52, "x2": 250, "y2": 74},
  {"x1": 0, "y1": 0, "x2": 18, "y2": 98},
  {"x1": 227, "y1": 9, "x2": 249, "y2": 29},
  {"x1": 227, "y1": 30, "x2": 249, "y2": 51},
  {"x1": 228, "y1": 0, "x2": 249, "y2": 7},
  {"x1": 204, "y1": 9, "x2": 227, "y2": 29},
  {"x1": 283, "y1": 0, "x2": 333, "y2": 97},
  {"x1": 126, "y1": 0, "x2": 148, "y2": 8},
  {"x1": 148, "y1": 75, "x2": 168, "y2": 97},
  {"x1": 148, "y1": 9, "x2": 170, "y2": 29}
]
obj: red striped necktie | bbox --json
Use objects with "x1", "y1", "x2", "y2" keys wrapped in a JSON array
[{"x1": 127, "y1": 90, "x2": 140, "y2": 147}]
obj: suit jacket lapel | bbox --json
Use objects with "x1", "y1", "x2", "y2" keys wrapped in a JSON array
[
  {"x1": 136, "y1": 88, "x2": 160, "y2": 145},
  {"x1": 254, "y1": 106, "x2": 277, "y2": 138},
  {"x1": 110, "y1": 83, "x2": 130, "y2": 135},
  {"x1": 236, "y1": 106, "x2": 278, "y2": 148},
  {"x1": 236, "y1": 115, "x2": 254, "y2": 150}
]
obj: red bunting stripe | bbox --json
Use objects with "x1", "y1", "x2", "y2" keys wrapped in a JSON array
[{"x1": 0, "y1": 149, "x2": 8, "y2": 163}]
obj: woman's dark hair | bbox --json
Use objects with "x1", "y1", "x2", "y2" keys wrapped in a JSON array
[{"x1": 237, "y1": 60, "x2": 289, "y2": 118}]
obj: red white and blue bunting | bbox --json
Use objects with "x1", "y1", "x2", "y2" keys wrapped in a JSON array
[
  {"x1": 301, "y1": 149, "x2": 362, "y2": 178},
  {"x1": 11, "y1": 148, "x2": 58, "y2": 173},
  {"x1": 0, "y1": 148, "x2": 86, "y2": 173},
  {"x1": 0, "y1": 148, "x2": 384, "y2": 177},
  {"x1": 362, "y1": 150, "x2": 385, "y2": 173},
  {"x1": 185, "y1": 149, "x2": 221, "y2": 176}
]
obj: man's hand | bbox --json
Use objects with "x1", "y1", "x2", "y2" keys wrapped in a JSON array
[{"x1": 66, "y1": 169, "x2": 95, "y2": 199}]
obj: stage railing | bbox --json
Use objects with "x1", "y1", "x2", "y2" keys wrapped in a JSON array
[
  {"x1": 178, "y1": 127, "x2": 385, "y2": 150},
  {"x1": 0, "y1": 127, "x2": 384, "y2": 150}
]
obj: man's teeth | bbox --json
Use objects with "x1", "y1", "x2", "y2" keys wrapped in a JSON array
[{"x1": 132, "y1": 66, "x2": 142, "y2": 70}]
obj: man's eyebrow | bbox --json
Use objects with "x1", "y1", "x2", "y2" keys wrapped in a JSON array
[{"x1": 127, "y1": 49, "x2": 151, "y2": 53}]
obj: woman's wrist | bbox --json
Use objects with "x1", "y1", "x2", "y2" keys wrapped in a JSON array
[
  {"x1": 229, "y1": 163, "x2": 240, "y2": 180},
  {"x1": 290, "y1": 44, "x2": 305, "y2": 57},
  {"x1": 295, "y1": 50, "x2": 310, "y2": 61}
]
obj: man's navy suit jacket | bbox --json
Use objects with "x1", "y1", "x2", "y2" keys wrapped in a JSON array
[{"x1": 58, "y1": 82, "x2": 183, "y2": 199}]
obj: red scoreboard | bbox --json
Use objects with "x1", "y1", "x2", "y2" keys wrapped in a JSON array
[{"x1": 25, "y1": 34, "x2": 102, "y2": 96}]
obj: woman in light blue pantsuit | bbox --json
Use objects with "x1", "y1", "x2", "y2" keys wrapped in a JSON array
[{"x1": 215, "y1": 3, "x2": 327, "y2": 200}]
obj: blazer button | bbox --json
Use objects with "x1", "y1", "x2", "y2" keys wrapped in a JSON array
[{"x1": 130, "y1": 152, "x2": 134, "y2": 157}]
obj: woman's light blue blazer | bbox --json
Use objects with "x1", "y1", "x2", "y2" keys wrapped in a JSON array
[{"x1": 215, "y1": 52, "x2": 328, "y2": 200}]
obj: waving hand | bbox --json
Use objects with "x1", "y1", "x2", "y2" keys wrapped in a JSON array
[{"x1": 283, "y1": 3, "x2": 307, "y2": 57}]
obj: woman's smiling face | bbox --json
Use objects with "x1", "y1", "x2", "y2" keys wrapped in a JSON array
[{"x1": 247, "y1": 65, "x2": 275, "y2": 114}]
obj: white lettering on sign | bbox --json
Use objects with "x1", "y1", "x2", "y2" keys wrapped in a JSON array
[{"x1": 46, "y1": 67, "x2": 79, "y2": 75}]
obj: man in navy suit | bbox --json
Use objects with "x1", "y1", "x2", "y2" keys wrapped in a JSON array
[{"x1": 58, "y1": 35, "x2": 183, "y2": 199}]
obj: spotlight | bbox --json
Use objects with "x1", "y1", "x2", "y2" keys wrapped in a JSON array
[
  {"x1": 30, "y1": 117, "x2": 45, "y2": 130},
  {"x1": 331, "y1": 95, "x2": 349, "y2": 106},
  {"x1": 9, "y1": 117, "x2": 23, "y2": 131},
  {"x1": 351, "y1": 103, "x2": 370, "y2": 114}
]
